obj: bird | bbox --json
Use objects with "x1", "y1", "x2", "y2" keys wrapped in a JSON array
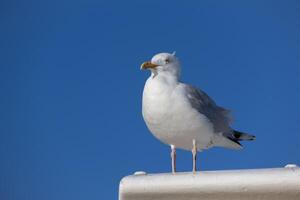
[{"x1": 140, "y1": 52, "x2": 255, "y2": 174}]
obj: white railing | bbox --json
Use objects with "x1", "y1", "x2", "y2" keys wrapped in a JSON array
[{"x1": 119, "y1": 165, "x2": 300, "y2": 200}]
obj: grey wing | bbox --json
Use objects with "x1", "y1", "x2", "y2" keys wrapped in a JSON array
[{"x1": 184, "y1": 84, "x2": 232, "y2": 133}]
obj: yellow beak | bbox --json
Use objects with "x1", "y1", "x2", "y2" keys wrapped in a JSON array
[{"x1": 140, "y1": 61, "x2": 158, "y2": 70}]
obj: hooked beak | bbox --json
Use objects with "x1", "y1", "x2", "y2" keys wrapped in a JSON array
[{"x1": 140, "y1": 61, "x2": 158, "y2": 70}]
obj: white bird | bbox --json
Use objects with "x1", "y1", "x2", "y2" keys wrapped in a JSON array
[{"x1": 141, "y1": 52, "x2": 255, "y2": 174}]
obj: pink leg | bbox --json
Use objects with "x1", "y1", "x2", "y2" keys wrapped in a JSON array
[
  {"x1": 170, "y1": 145, "x2": 176, "y2": 174},
  {"x1": 192, "y1": 139, "x2": 197, "y2": 173}
]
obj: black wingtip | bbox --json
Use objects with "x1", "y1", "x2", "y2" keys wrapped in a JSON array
[
  {"x1": 233, "y1": 130, "x2": 256, "y2": 141},
  {"x1": 249, "y1": 135, "x2": 256, "y2": 140}
]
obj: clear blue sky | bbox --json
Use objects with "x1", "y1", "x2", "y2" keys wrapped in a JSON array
[{"x1": 1, "y1": 0, "x2": 300, "y2": 199}]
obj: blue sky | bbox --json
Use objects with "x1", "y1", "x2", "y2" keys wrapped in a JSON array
[{"x1": 1, "y1": 0, "x2": 300, "y2": 199}]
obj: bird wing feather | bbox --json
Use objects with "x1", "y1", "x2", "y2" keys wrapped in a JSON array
[{"x1": 183, "y1": 84, "x2": 232, "y2": 133}]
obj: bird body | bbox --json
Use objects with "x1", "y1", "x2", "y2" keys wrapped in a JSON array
[
  {"x1": 141, "y1": 52, "x2": 255, "y2": 173},
  {"x1": 142, "y1": 74, "x2": 217, "y2": 150}
]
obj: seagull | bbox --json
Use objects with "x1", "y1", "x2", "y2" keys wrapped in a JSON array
[{"x1": 141, "y1": 52, "x2": 255, "y2": 174}]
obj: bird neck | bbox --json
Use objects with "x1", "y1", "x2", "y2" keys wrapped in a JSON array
[{"x1": 151, "y1": 71, "x2": 180, "y2": 87}]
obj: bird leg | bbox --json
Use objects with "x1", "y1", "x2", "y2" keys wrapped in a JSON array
[
  {"x1": 192, "y1": 139, "x2": 197, "y2": 173},
  {"x1": 170, "y1": 145, "x2": 176, "y2": 174}
]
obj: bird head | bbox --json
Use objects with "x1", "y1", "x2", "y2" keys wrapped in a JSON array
[{"x1": 141, "y1": 52, "x2": 181, "y2": 78}]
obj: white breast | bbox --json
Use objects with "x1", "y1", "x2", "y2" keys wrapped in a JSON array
[{"x1": 142, "y1": 75, "x2": 215, "y2": 151}]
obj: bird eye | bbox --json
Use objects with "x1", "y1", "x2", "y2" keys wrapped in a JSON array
[{"x1": 165, "y1": 58, "x2": 170, "y2": 64}]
